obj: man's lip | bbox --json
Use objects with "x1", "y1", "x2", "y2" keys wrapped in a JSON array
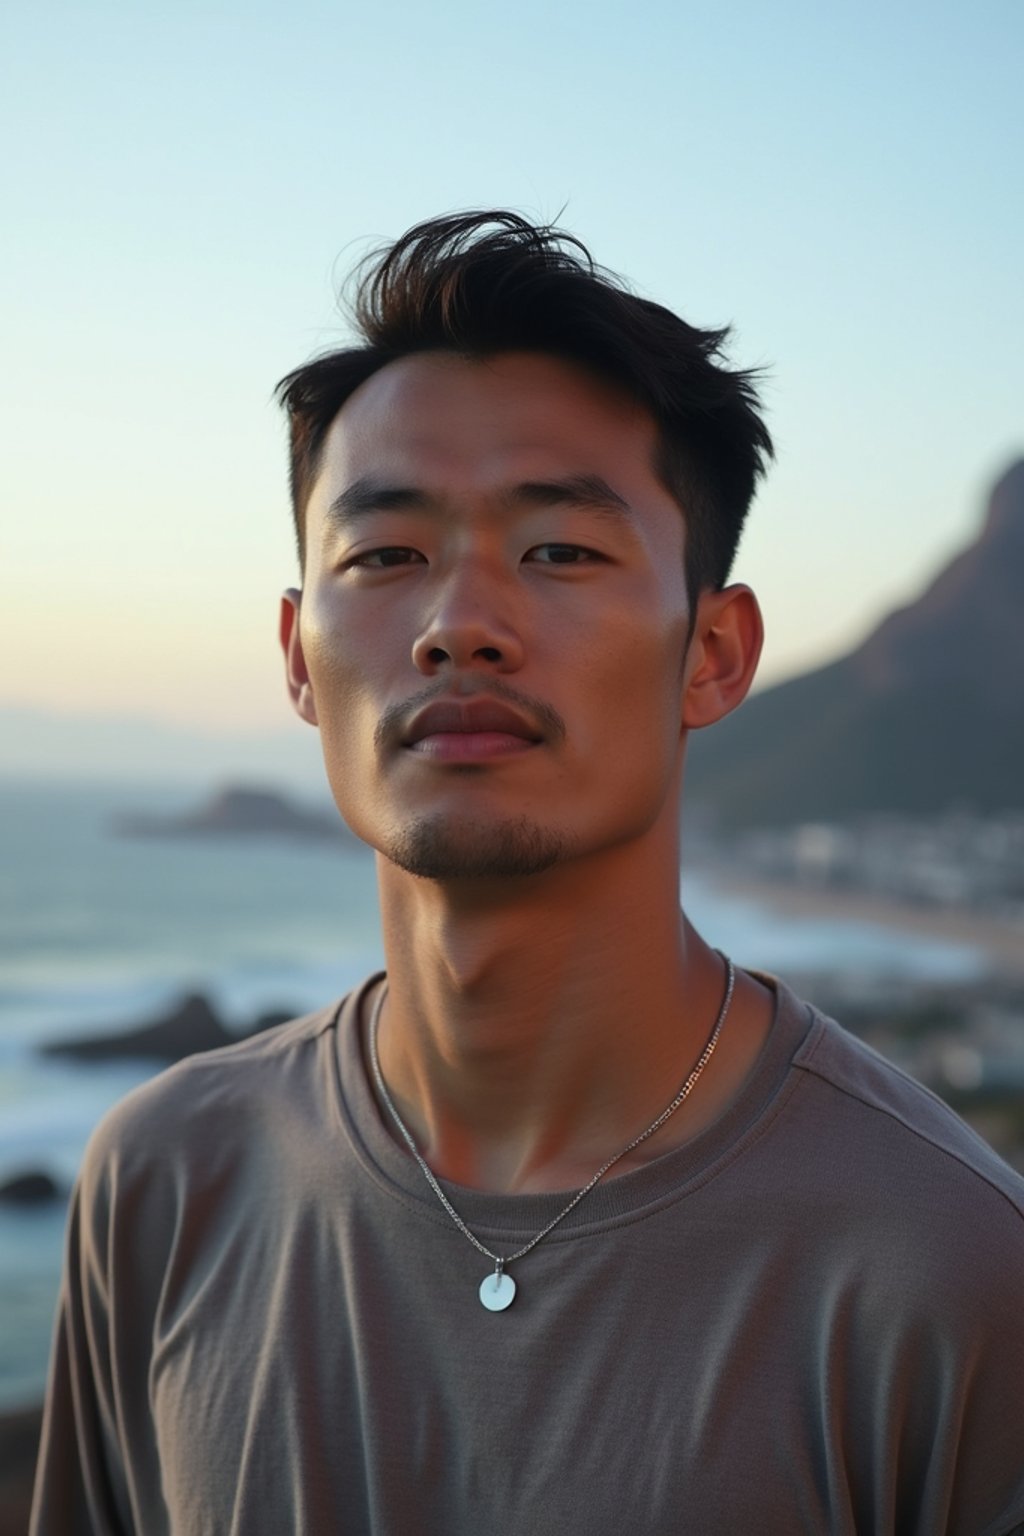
[
  {"x1": 406, "y1": 731, "x2": 538, "y2": 762},
  {"x1": 402, "y1": 698, "x2": 544, "y2": 748}
]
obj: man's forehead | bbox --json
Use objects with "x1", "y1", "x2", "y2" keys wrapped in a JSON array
[
  {"x1": 313, "y1": 350, "x2": 662, "y2": 496},
  {"x1": 334, "y1": 347, "x2": 643, "y2": 416}
]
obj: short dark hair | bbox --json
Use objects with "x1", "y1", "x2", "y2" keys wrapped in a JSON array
[{"x1": 275, "y1": 210, "x2": 773, "y2": 602}]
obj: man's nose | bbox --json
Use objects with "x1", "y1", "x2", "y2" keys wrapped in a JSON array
[{"x1": 410, "y1": 563, "x2": 525, "y2": 675}]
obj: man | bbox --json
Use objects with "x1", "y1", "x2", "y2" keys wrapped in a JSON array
[{"x1": 33, "y1": 212, "x2": 1024, "y2": 1533}]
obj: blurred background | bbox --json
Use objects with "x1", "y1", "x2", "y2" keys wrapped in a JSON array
[{"x1": 1, "y1": 0, "x2": 1022, "y2": 1524}]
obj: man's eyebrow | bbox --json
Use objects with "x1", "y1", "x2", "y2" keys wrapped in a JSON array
[
  {"x1": 327, "y1": 478, "x2": 437, "y2": 522},
  {"x1": 326, "y1": 472, "x2": 633, "y2": 524},
  {"x1": 503, "y1": 475, "x2": 633, "y2": 519}
]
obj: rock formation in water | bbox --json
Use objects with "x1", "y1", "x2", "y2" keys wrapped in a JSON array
[
  {"x1": 41, "y1": 992, "x2": 293, "y2": 1064},
  {"x1": 113, "y1": 784, "x2": 354, "y2": 843}
]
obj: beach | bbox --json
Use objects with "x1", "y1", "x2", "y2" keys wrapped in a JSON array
[{"x1": 701, "y1": 870, "x2": 1024, "y2": 980}]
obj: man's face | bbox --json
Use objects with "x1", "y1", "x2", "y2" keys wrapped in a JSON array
[{"x1": 282, "y1": 351, "x2": 699, "y2": 881}]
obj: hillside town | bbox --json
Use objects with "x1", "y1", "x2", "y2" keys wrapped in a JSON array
[
  {"x1": 718, "y1": 808, "x2": 1024, "y2": 918},
  {"x1": 695, "y1": 806, "x2": 1024, "y2": 1175}
]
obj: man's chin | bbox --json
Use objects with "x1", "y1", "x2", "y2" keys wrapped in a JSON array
[{"x1": 381, "y1": 815, "x2": 571, "y2": 881}]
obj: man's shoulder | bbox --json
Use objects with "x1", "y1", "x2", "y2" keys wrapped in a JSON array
[
  {"x1": 787, "y1": 992, "x2": 1024, "y2": 1220},
  {"x1": 754, "y1": 985, "x2": 1024, "y2": 1368},
  {"x1": 77, "y1": 990, "x2": 360, "y2": 1196}
]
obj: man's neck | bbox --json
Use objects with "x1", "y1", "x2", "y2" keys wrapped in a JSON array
[{"x1": 371, "y1": 842, "x2": 774, "y2": 1195}]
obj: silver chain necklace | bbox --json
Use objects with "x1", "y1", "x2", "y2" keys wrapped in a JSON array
[{"x1": 368, "y1": 953, "x2": 735, "y2": 1312}]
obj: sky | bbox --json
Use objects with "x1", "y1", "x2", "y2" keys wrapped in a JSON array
[{"x1": 2, "y1": 0, "x2": 1022, "y2": 757}]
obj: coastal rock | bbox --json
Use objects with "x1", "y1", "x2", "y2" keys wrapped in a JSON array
[
  {"x1": 41, "y1": 992, "x2": 293, "y2": 1065},
  {"x1": 0, "y1": 1170, "x2": 64, "y2": 1206},
  {"x1": 113, "y1": 784, "x2": 355, "y2": 844},
  {"x1": 0, "y1": 1403, "x2": 42, "y2": 1536}
]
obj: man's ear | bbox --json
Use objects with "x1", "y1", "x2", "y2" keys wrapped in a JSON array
[
  {"x1": 279, "y1": 589, "x2": 319, "y2": 727},
  {"x1": 681, "y1": 584, "x2": 763, "y2": 731}
]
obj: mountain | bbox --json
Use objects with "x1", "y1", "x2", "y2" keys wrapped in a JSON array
[{"x1": 686, "y1": 460, "x2": 1024, "y2": 830}]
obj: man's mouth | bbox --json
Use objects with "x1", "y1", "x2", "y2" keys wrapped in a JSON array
[{"x1": 402, "y1": 698, "x2": 544, "y2": 761}]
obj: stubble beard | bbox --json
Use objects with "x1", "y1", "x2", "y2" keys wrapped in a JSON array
[{"x1": 384, "y1": 813, "x2": 573, "y2": 881}]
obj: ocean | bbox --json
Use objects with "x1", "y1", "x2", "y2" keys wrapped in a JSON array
[{"x1": 0, "y1": 777, "x2": 985, "y2": 1410}]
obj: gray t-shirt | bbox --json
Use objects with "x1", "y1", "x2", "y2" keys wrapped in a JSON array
[{"x1": 32, "y1": 974, "x2": 1024, "y2": 1534}]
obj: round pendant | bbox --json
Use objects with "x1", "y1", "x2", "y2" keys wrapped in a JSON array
[{"x1": 479, "y1": 1270, "x2": 516, "y2": 1311}]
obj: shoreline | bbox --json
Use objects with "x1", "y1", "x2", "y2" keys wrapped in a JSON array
[{"x1": 698, "y1": 869, "x2": 1024, "y2": 980}]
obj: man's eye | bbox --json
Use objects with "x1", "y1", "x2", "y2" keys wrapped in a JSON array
[
  {"x1": 526, "y1": 544, "x2": 599, "y2": 565},
  {"x1": 349, "y1": 547, "x2": 424, "y2": 569}
]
